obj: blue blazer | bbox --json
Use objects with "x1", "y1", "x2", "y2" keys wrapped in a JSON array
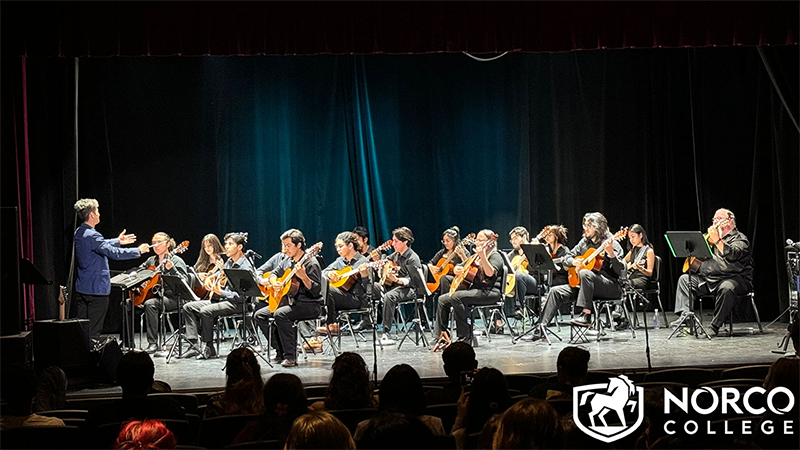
[{"x1": 74, "y1": 223, "x2": 142, "y2": 295}]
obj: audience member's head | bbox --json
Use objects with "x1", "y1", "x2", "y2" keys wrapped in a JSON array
[
  {"x1": 221, "y1": 348, "x2": 265, "y2": 415},
  {"x1": 34, "y1": 366, "x2": 68, "y2": 412},
  {"x1": 325, "y1": 352, "x2": 374, "y2": 410},
  {"x1": 442, "y1": 341, "x2": 478, "y2": 382},
  {"x1": 476, "y1": 414, "x2": 503, "y2": 450},
  {"x1": 378, "y1": 364, "x2": 425, "y2": 416},
  {"x1": 357, "y1": 410, "x2": 434, "y2": 449},
  {"x1": 557, "y1": 346, "x2": 590, "y2": 386},
  {"x1": 764, "y1": 356, "x2": 800, "y2": 408},
  {"x1": 1, "y1": 363, "x2": 38, "y2": 415},
  {"x1": 466, "y1": 367, "x2": 512, "y2": 433},
  {"x1": 492, "y1": 398, "x2": 561, "y2": 449},
  {"x1": 285, "y1": 411, "x2": 355, "y2": 449},
  {"x1": 113, "y1": 419, "x2": 177, "y2": 449},
  {"x1": 117, "y1": 351, "x2": 155, "y2": 398},
  {"x1": 254, "y1": 373, "x2": 308, "y2": 442}
]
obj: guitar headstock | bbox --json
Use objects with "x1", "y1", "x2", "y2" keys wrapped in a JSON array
[
  {"x1": 306, "y1": 242, "x2": 324, "y2": 259},
  {"x1": 174, "y1": 240, "x2": 190, "y2": 254},
  {"x1": 612, "y1": 227, "x2": 629, "y2": 241},
  {"x1": 376, "y1": 240, "x2": 393, "y2": 252},
  {"x1": 461, "y1": 233, "x2": 477, "y2": 247},
  {"x1": 58, "y1": 285, "x2": 68, "y2": 305},
  {"x1": 536, "y1": 226, "x2": 554, "y2": 241}
]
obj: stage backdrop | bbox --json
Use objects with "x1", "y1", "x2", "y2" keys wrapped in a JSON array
[{"x1": 15, "y1": 46, "x2": 800, "y2": 324}]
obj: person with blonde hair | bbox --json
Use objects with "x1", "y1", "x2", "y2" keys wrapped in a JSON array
[
  {"x1": 284, "y1": 411, "x2": 355, "y2": 450},
  {"x1": 137, "y1": 232, "x2": 189, "y2": 353}
]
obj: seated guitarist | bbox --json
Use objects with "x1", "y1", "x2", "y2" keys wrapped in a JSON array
[
  {"x1": 434, "y1": 229, "x2": 503, "y2": 345},
  {"x1": 428, "y1": 226, "x2": 470, "y2": 295},
  {"x1": 505, "y1": 226, "x2": 537, "y2": 328},
  {"x1": 672, "y1": 209, "x2": 752, "y2": 336},
  {"x1": 378, "y1": 227, "x2": 425, "y2": 345},
  {"x1": 138, "y1": 232, "x2": 189, "y2": 354},
  {"x1": 253, "y1": 229, "x2": 322, "y2": 367},
  {"x1": 184, "y1": 232, "x2": 254, "y2": 360},
  {"x1": 192, "y1": 233, "x2": 226, "y2": 298},
  {"x1": 539, "y1": 213, "x2": 624, "y2": 330},
  {"x1": 319, "y1": 231, "x2": 373, "y2": 334}
]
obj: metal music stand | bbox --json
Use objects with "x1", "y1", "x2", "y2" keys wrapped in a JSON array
[
  {"x1": 111, "y1": 269, "x2": 156, "y2": 350},
  {"x1": 223, "y1": 268, "x2": 272, "y2": 367},
  {"x1": 512, "y1": 244, "x2": 562, "y2": 345},
  {"x1": 664, "y1": 231, "x2": 713, "y2": 340},
  {"x1": 161, "y1": 275, "x2": 202, "y2": 363}
]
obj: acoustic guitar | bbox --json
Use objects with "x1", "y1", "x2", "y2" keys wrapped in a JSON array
[
  {"x1": 567, "y1": 228, "x2": 628, "y2": 287},
  {"x1": 328, "y1": 259, "x2": 387, "y2": 290},
  {"x1": 369, "y1": 240, "x2": 393, "y2": 261},
  {"x1": 427, "y1": 233, "x2": 476, "y2": 293},
  {"x1": 131, "y1": 240, "x2": 190, "y2": 306},
  {"x1": 265, "y1": 242, "x2": 323, "y2": 312},
  {"x1": 379, "y1": 260, "x2": 400, "y2": 288},
  {"x1": 504, "y1": 226, "x2": 553, "y2": 296},
  {"x1": 682, "y1": 219, "x2": 729, "y2": 273},
  {"x1": 449, "y1": 234, "x2": 499, "y2": 295}
]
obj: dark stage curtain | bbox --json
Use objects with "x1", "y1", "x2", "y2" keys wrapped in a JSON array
[
  {"x1": 3, "y1": 1, "x2": 797, "y2": 57},
  {"x1": 9, "y1": 46, "x2": 800, "y2": 328}
]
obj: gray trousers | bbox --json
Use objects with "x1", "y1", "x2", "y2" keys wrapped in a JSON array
[
  {"x1": 183, "y1": 299, "x2": 239, "y2": 343},
  {"x1": 381, "y1": 286, "x2": 415, "y2": 334},
  {"x1": 674, "y1": 274, "x2": 751, "y2": 328}
]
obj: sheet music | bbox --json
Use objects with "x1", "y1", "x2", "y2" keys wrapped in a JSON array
[{"x1": 111, "y1": 269, "x2": 156, "y2": 289}]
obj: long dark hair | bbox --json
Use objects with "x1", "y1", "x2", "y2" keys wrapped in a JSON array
[
  {"x1": 442, "y1": 226, "x2": 461, "y2": 249},
  {"x1": 626, "y1": 223, "x2": 652, "y2": 252},
  {"x1": 253, "y1": 373, "x2": 307, "y2": 442},
  {"x1": 221, "y1": 348, "x2": 265, "y2": 415},
  {"x1": 195, "y1": 234, "x2": 225, "y2": 270},
  {"x1": 465, "y1": 367, "x2": 512, "y2": 433},
  {"x1": 378, "y1": 364, "x2": 425, "y2": 416},
  {"x1": 324, "y1": 352, "x2": 375, "y2": 410}
]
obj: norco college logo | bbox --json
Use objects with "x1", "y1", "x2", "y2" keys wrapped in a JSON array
[
  {"x1": 573, "y1": 375, "x2": 797, "y2": 444},
  {"x1": 573, "y1": 375, "x2": 645, "y2": 443}
]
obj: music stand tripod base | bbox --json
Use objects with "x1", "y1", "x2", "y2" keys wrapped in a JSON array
[
  {"x1": 223, "y1": 268, "x2": 274, "y2": 368},
  {"x1": 667, "y1": 312, "x2": 712, "y2": 340},
  {"x1": 398, "y1": 302, "x2": 429, "y2": 350},
  {"x1": 160, "y1": 275, "x2": 203, "y2": 363}
]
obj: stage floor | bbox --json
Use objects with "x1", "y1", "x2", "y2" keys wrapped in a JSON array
[{"x1": 69, "y1": 316, "x2": 793, "y2": 398}]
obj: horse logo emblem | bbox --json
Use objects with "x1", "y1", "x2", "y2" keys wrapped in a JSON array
[{"x1": 573, "y1": 375, "x2": 644, "y2": 443}]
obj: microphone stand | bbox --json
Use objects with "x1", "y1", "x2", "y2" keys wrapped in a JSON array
[
  {"x1": 622, "y1": 278, "x2": 652, "y2": 372},
  {"x1": 367, "y1": 272, "x2": 382, "y2": 387}
]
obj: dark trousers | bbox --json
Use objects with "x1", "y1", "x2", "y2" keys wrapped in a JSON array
[
  {"x1": 575, "y1": 270, "x2": 621, "y2": 311},
  {"x1": 512, "y1": 272, "x2": 538, "y2": 316},
  {"x1": 183, "y1": 299, "x2": 239, "y2": 343},
  {"x1": 254, "y1": 301, "x2": 320, "y2": 360},
  {"x1": 436, "y1": 288, "x2": 502, "y2": 341},
  {"x1": 144, "y1": 295, "x2": 179, "y2": 345},
  {"x1": 74, "y1": 292, "x2": 109, "y2": 341},
  {"x1": 325, "y1": 286, "x2": 365, "y2": 325},
  {"x1": 540, "y1": 284, "x2": 578, "y2": 326},
  {"x1": 674, "y1": 274, "x2": 750, "y2": 328},
  {"x1": 381, "y1": 286, "x2": 415, "y2": 335}
]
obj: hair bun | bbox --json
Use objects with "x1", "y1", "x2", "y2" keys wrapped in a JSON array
[{"x1": 451, "y1": 226, "x2": 460, "y2": 233}]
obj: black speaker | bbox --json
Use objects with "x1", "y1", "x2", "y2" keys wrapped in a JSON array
[
  {"x1": 94, "y1": 339, "x2": 122, "y2": 384},
  {"x1": 32, "y1": 319, "x2": 94, "y2": 378},
  {"x1": 0, "y1": 330, "x2": 32, "y2": 367},
  {"x1": 1, "y1": 206, "x2": 22, "y2": 335}
]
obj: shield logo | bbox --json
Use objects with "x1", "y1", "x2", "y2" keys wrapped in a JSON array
[{"x1": 572, "y1": 375, "x2": 644, "y2": 444}]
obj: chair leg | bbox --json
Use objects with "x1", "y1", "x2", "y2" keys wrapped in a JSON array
[
  {"x1": 750, "y1": 293, "x2": 763, "y2": 333},
  {"x1": 656, "y1": 292, "x2": 668, "y2": 329},
  {"x1": 477, "y1": 308, "x2": 491, "y2": 342}
]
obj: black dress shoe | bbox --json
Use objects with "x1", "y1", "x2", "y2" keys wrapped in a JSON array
[
  {"x1": 709, "y1": 324, "x2": 720, "y2": 337},
  {"x1": 570, "y1": 313, "x2": 592, "y2": 327}
]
